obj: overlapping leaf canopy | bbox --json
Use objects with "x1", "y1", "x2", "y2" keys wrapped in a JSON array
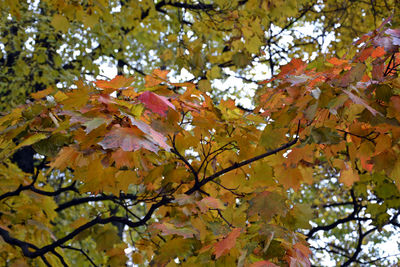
[
  {"x1": 0, "y1": 23, "x2": 399, "y2": 266},
  {"x1": 0, "y1": 0, "x2": 398, "y2": 110}
]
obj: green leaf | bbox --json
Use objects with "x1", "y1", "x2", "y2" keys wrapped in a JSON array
[{"x1": 310, "y1": 127, "x2": 341, "y2": 144}]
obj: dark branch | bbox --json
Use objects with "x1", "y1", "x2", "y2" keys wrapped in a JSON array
[
  {"x1": 0, "y1": 196, "x2": 171, "y2": 259},
  {"x1": 185, "y1": 121, "x2": 301, "y2": 195},
  {"x1": 60, "y1": 245, "x2": 98, "y2": 267},
  {"x1": 56, "y1": 193, "x2": 138, "y2": 212}
]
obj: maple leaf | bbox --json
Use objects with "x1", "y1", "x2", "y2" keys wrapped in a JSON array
[
  {"x1": 128, "y1": 116, "x2": 171, "y2": 151},
  {"x1": 371, "y1": 46, "x2": 386, "y2": 58},
  {"x1": 151, "y1": 223, "x2": 197, "y2": 239},
  {"x1": 138, "y1": 91, "x2": 175, "y2": 116},
  {"x1": 3, "y1": 9, "x2": 400, "y2": 265},
  {"x1": 339, "y1": 63, "x2": 366, "y2": 87},
  {"x1": 340, "y1": 163, "x2": 360, "y2": 187},
  {"x1": 197, "y1": 197, "x2": 226, "y2": 213},
  {"x1": 94, "y1": 75, "x2": 135, "y2": 93},
  {"x1": 327, "y1": 57, "x2": 348, "y2": 66},
  {"x1": 31, "y1": 87, "x2": 54, "y2": 100},
  {"x1": 98, "y1": 124, "x2": 159, "y2": 152},
  {"x1": 145, "y1": 69, "x2": 169, "y2": 87},
  {"x1": 213, "y1": 228, "x2": 241, "y2": 259},
  {"x1": 342, "y1": 89, "x2": 382, "y2": 116},
  {"x1": 248, "y1": 191, "x2": 287, "y2": 221}
]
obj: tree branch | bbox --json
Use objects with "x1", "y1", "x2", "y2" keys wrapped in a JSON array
[
  {"x1": 0, "y1": 196, "x2": 171, "y2": 259},
  {"x1": 185, "y1": 121, "x2": 301, "y2": 194},
  {"x1": 56, "y1": 193, "x2": 138, "y2": 212}
]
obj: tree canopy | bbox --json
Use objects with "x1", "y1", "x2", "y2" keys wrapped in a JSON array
[
  {"x1": 0, "y1": 0, "x2": 398, "y2": 110},
  {"x1": 1, "y1": 1, "x2": 400, "y2": 267}
]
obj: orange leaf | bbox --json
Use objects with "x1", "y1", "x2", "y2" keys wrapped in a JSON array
[
  {"x1": 94, "y1": 75, "x2": 135, "y2": 92},
  {"x1": 213, "y1": 228, "x2": 241, "y2": 258},
  {"x1": 50, "y1": 146, "x2": 79, "y2": 171},
  {"x1": 31, "y1": 87, "x2": 54, "y2": 100},
  {"x1": 340, "y1": 163, "x2": 359, "y2": 187},
  {"x1": 145, "y1": 69, "x2": 169, "y2": 87},
  {"x1": 371, "y1": 46, "x2": 386, "y2": 58},
  {"x1": 358, "y1": 47, "x2": 374, "y2": 61},
  {"x1": 111, "y1": 149, "x2": 136, "y2": 168},
  {"x1": 327, "y1": 57, "x2": 347, "y2": 66}
]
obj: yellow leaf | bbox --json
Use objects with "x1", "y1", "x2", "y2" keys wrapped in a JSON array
[
  {"x1": 340, "y1": 163, "x2": 359, "y2": 187},
  {"x1": 198, "y1": 79, "x2": 211, "y2": 92},
  {"x1": 54, "y1": 91, "x2": 68, "y2": 102},
  {"x1": 15, "y1": 133, "x2": 47, "y2": 150},
  {"x1": 31, "y1": 87, "x2": 54, "y2": 100},
  {"x1": 51, "y1": 14, "x2": 70, "y2": 33}
]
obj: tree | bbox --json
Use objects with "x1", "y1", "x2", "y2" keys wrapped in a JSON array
[
  {"x1": 1, "y1": 18, "x2": 400, "y2": 266},
  {"x1": 0, "y1": 0, "x2": 398, "y2": 110}
]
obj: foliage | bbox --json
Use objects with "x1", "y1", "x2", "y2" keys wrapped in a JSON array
[
  {"x1": 0, "y1": 20, "x2": 400, "y2": 266},
  {"x1": 0, "y1": 0, "x2": 399, "y2": 110}
]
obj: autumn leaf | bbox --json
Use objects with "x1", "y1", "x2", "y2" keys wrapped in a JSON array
[
  {"x1": 83, "y1": 117, "x2": 111, "y2": 133},
  {"x1": 50, "y1": 146, "x2": 80, "y2": 171},
  {"x1": 94, "y1": 75, "x2": 135, "y2": 93},
  {"x1": 339, "y1": 63, "x2": 366, "y2": 87},
  {"x1": 98, "y1": 124, "x2": 160, "y2": 152},
  {"x1": 128, "y1": 116, "x2": 171, "y2": 151},
  {"x1": 152, "y1": 223, "x2": 197, "y2": 239},
  {"x1": 3, "y1": 8, "x2": 400, "y2": 265},
  {"x1": 197, "y1": 197, "x2": 226, "y2": 213},
  {"x1": 145, "y1": 69, "x2": 169, "y2": 87},
  {"x1": 51, "y1": 14, "x2": 69, "y2": 33},
  {"x1": 14, "y1": 133, "x2": 48, "y2": 150},
  {"x1": 213, "y1": 228, "x2": 241, "y2": 259},
  {"x1": 340, "y1": 162, "x2": 360, "y2": 187},
  {"x1": 138, "y1": 91, "x2": 175, "y2": 116},
  {"x1": 342, "y1": 89, "x2": 382, "y2": 116},
  {"x1": 327, "y1": 57, "x2": 348, "y2": 66},
  {"x1": 248, "y1": 191, "x2": 287, "y2": 221},
  {"x1": 371, "y1": 46, "x2": 386, "y2": 58},
  {"x1": 31, "y1": 87, "x2": 54, "y2": 100}
]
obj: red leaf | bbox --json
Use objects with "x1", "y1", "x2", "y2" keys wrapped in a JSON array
[
  {"x1": 358, "y1": 47, "x2": 374, "y2": 61},
  {"x1": 138, "y1": 91, "x2": 175, "y2": 116},
  {"x1": 98, "y1": 125, "x2": 159, "y2": 152},
  {"x1": 213, "y1": 228, "x2": 241, "y2": 258}
]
